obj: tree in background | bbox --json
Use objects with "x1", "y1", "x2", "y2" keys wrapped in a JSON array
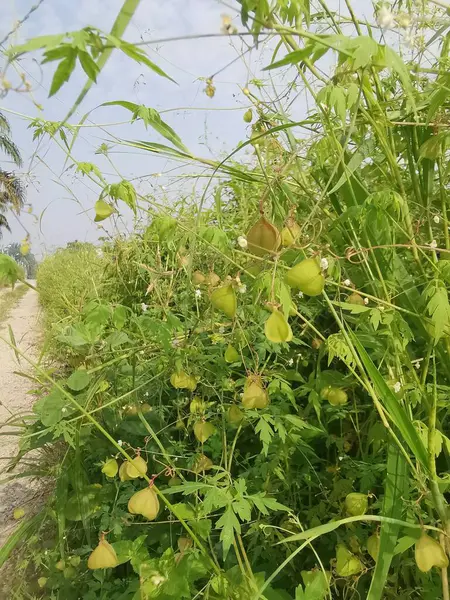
[
  {"x1": 1, "y1": 241, "x2": 37, "y2": 278},
  {"x1": 0, "y1": 111, "x2": 25, "y2": 236}
]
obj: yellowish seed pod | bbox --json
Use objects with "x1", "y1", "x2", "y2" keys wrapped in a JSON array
[
  {"x1": 242, "y1": 377, "x2": 269, "y2": 409},
  {"x1": 119, "y1": 462, "x2": 132, "y2": 482},
  {"x1": 192, "y1": 271, "x2": 206, "y2": 285},
  {"x1": 128, "y1": 487, "x2": 160, "y2": 521},
  {"x1": 125, "y1": 456, "x2": 148, "y2": 479},
  {"x1": 415, "y1": 533, "x2": 449, "y2": 572},
  {"x1": 194, "y1": 421, "x2": 215, "y2": 443},
  {"x1": 247, "y1": 217, "x2": 280, "y2": 257},
  {"x1": 227, "y1": 404, "x2": 244, "y2": 425},
  {"x1": 347, "y1": 293, "x2": 365, "y2": 306},
  {"x1": 87, "y1": 539, "x2": 118, "y2": 570},
  {"x1": 192, "y1": 454, "x2": 214, "y2": 474},
  {"x1": 205, "y1": 271, "x2": 221, "y2": 286},
  {"x1": 281, "y1": 219, "x2": 301, "y2": 247},
  {"x1": 102, "y1": 458, "x2": 119, "y2": 478}
]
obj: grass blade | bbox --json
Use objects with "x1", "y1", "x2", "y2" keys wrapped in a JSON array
[
  {"x1": 0, "y1": 513, "x2": 45, "y2": 568},
  {"x1": 349, "y1": 331, "x2": 429, "y2": 470},
  {"x1": 367, "y1": 444, "x2": 409, "y2": 600}
]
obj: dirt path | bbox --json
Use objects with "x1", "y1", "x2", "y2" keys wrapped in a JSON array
[{"x1": 0, "y1": 284, "x2": 40, "y2": 546}]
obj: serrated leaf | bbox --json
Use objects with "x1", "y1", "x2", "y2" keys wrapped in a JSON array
[
  {"x1": 425, "y1": 282, "x2": 450, "y2": 342},
  {"x1": 216, "y1": 506, "x2": 241, "y2": 558},
  {"x1": 255, "y1": 416, "x2": 274, "y2": 456},
  {"x1": 8, "y1": 34, "x2": 65, "y2": 56},
  {"x1": 232, "y1": 498, "x2": 252, "y2": 522},
  {"x1": 49, "y1": 49, "x2": 77, "y2": 96},
  {"x1": 109, "y1": 180, "x2": 137, "y2": 214}
]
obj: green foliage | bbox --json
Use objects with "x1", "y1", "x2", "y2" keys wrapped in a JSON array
[{"x1": 4, "y1": 2, "x2": 450, "y2": 600}]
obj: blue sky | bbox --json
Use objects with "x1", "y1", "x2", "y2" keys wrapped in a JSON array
[{"x1": 0, "y1": 0, "x2": 376, "y2": 257}]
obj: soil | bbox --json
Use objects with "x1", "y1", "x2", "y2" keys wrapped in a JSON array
[{"x1": 0, "y1": 283, "x2": 42, "y2": 547}]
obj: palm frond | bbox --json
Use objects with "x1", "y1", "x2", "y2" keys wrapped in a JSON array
[
  {"x1": 0, "y1": 112, "x2": 11, "y2": 135},
  {"x1": 0, "y1": 135, "x2": 22, "y2": 167},
  {"x1": 0, "y1": 169, "x2": 26, "y2": 212}
]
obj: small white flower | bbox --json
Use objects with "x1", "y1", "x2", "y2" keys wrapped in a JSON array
[
  {"x1": 145, "y1": 391, "x2": 149, "y2": 397},
  {"x1": 237, "y1": 235, "x2": 248, "y2": 249},
  {"x1": 377, "y1": 5, "x2": 395, "y2": 29},
  {"x1": 429, "y1": 240, "x2": 438, "y2": 249},
  {"x1": 155, "y1": 172, "x2": 162, "y2": 177},
  {"x1": 364, "y1": 297, "x2": 369, "y2": 305},
  {"x1": 415, "y1": 362, "x2": 420, "y2": 370},
  {"x1": 403, "y1": 29, "x2": 417, "y2": 49},
  {"x1": 141, "y1": 303, "x2": 149, "y2": 312},
  {"x1": 434, "y1": 215, "x2": 440, "y2": 224},
  {"x1": 397, "y1": 12, "x2": 411, "y2": 29},
  {"x1": 218, "y1": 326, "x2": 225, "y2": 334},
  {"x1": 379, "y1": 305, "x2": 385, "y2": 311},
  {"x1": 171, "y1": 338, "x2": 180, "y2": 348},
  {"x1": 62, "y1": 407, "x2": 67, "y2": 413},
  {"x1": 238, "y1": 284, "x2": 247, "y2": 294},
  {"x1": 343, "y1": 279, "x2": 351, "y2": 286},
  {"x1": 161, "y1": 186, "x2": 166, "y2": 191},
  {"x1": 393, "y1": 381, "x2": 401, "y2": 393},
  {"x1": 320, "y1": 257, "x2": 329, "y2": 271},
  {"x1": 298, "y1": 291, "x2": 304, "y2": 299},
  {"x1": 117, "y1": 440, "x2": 123, "y2": 447},
  {"x1": 287, "y1": 358, "x2": 294, "y2": 366},
  {"x1": 195, "y1": 289, "x2": 202, "y2": 298},
  {"x1": 338, "y1": 456, "x2": 344, "y2": 462}
]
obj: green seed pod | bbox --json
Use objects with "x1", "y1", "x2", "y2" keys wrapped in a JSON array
[
  {"x1": 286, "y1": 258, "x2": 325, "y2": 296},
  {"x1": 125, "y1": 456, "x2": 148, "y2": 479},
  {"x1": 211, "y1": 285, "x2": 237, "y2": 318},
  {"x1": 335, "y1": 544, "x2": 363, "y2": 577},
  {"x1": 347, "y1": 293, "x2": 365, "y2": 306},
  {"x1": 367, "y1": 533, "x2": 380, "y2": 561},
  {"x1": 327, "y1": 387, "x2": 348, "y2": 406},
  {"x1": 264, "y1": 309, "x2": 292, "y2": 343},
  {"x1": 194, "y1": 421, "x2": 215, "y2": 443},
  {"x1": 225, "y1": 344, "x2": 240, "y2": 363},
  {"x1": 227, "y1": 404, "x2": 244, "y2": 424},
  {"x1": 243, "y1": 109, "x2": 253, "y2": 123},
  {"x1": 345, "y1": 493, "x2": 368, "y2": 516},
  {"x1": 242, "y1": 376, "x2": 269, "y2": 409}
]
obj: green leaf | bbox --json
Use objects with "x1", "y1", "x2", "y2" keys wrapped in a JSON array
[
  {"x1": 328, "y1": 152, "x2": 364, "y2": 194},
  {"x1": 424, "y1": 282, "x2": 450, "y2": 342},
  {"x1": 384, "y1": 46, "x2": 416, "y2": 110},
  {"x1": 350, "y1": 36, "x2": 379, "y2": 69},
  {"x1": 118, "y1": 41, "x2": 176, "y2": 83},
  {"x1": 232, "y1": 498, "x2": 252, "y2": 522},
  {"x1": 49, "y1": 49, "x2": 77, "y2": 96},
  {"x1": 366, "y1": 445, "x2": 409, "y2": 600},
  {"x1": 33, "y1": 388, "x2": 67, "y2": 427},
  {"x1": 255, "y1": 416, "x2": 274, "y2": 456},
  {"x1": 394, "y1": 534, "x2": 420, "y2": 555},
  {"x1": 78, "y1": 50, "x2": 100, "y2": 82},
  {"x1": 66, "y1": 369, "x2": 91, "y2": 391},
  {"x1": 76, "y1": 162, "x2": 103, "y2": 179},
  {"x1": 113, "y1": 305, "x2": 127, "y2": 329},
  {"x1": 216, "y1": 506, "x2": 241, "y2": 558},
  {"x1": 94, "y1": 198, "x2": 115, "y2": 222},
  {"x1": 8, "y1": 34, "x2": 65, "y2": 56},
  {"x1": 109, "y1": 180, "x2": 137, "y2": 214},
  {"x1": 102, "y1": 100, "x2": 188, "y2": 152},
  {"x1": 349, "y1": 331, "x2": 429, "y2": 470}
]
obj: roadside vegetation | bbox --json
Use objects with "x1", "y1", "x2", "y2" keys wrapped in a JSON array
[{"x1": 0, "y1": 1, "x2": 450, "y2": 600}]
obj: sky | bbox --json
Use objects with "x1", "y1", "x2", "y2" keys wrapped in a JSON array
[{"x1": 0, "y1": 0, "x2": 380, "y2": 257}]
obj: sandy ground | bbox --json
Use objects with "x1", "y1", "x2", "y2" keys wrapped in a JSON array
[{"x1": 0, "y1": 284, "x2": 41, "y2": 546}]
